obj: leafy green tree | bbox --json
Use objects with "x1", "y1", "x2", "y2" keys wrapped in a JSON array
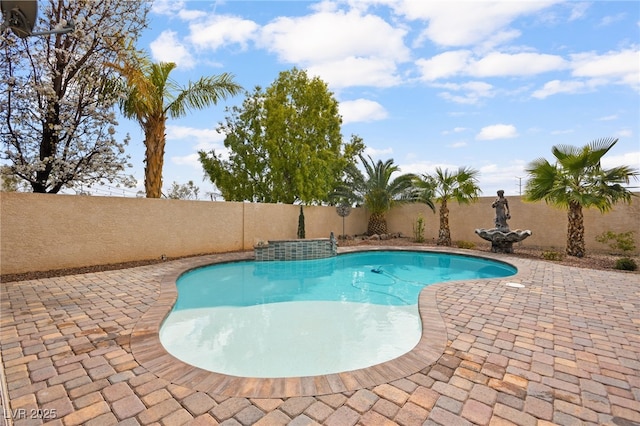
[
  {"x1": 524, "y1": 138, "x2": 638, "y2": 257},
  {"x1": 416, "y1": 167, "x2": 481, "y2": 246},
  {"x1": 199, "y1": 68, "x2": 364, "y2": 204},
  {"x1": 335, "y1": 155, "x2": 416, "y2": 235},
  {"x1": 110, "y1": 57, "x2": 241, "y2": 198}
]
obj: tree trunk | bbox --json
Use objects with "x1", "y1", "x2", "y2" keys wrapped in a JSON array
[
  {"x1": 33, "y1": 100, "x2": 61, "y2": 193},
  {"x1": 367, "y1": 212, "x2": 387, "y2": 235},
  {"x1": 144, "y1": 117, "x2": 166, "y2": 198},
  {"x1": 437, "y1": 200, "x2": 451, "y2": 246},
  {"x1": 566, "y1": 201, "x2": 585, "y2": 257}
]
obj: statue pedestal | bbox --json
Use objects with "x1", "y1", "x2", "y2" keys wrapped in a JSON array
[{"x1": 475, "y1": 228, "x2": 532, "y2": 253}]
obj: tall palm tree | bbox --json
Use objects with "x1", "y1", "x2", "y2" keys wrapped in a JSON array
[
  {"x1": 524, "y1": 138, "x2": 638, "y2": 257},
  {"x1": 111, "y1": 58, "x2": 242, "y2": 197},
  {"x1": 335, "y1": 155, "x2": 416, "y2": 235},
  {"x1": 416, "y1": 167, "x2": 481, "y2": 246}
]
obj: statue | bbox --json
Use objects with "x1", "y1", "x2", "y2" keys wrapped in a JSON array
[
  {"x1": 475, "y1": 190, "x2": 531, "y2": 253},
  {"x1": 492, "y1": 190, "x2": 510, "y2": 230}
]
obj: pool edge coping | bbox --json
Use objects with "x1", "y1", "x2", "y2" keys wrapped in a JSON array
[{"x1": 130, "y1": 246, "x2": 523, "y2": 398}]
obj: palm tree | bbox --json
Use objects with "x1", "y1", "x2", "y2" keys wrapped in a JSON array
[
  {"x1": 416, "y1": 167, "x2": 481, "y2": 246},
  {"x1": 524, "y1": 138, "x2": 638, "y2": 257},
  {"x1": 335, "y1": 155, "x2": 416, "y2": 235},
  {"x1": 111, "y1": 58, "x2": 242, "y2": 197}
]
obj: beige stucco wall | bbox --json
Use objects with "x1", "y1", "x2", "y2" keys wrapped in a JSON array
[
  {"x1": 241, "y1": 203, "x2": 366, "y2": 248},
  {"x1": 386, "y1": 195, "x2": 640, "y2": 252},
  {"x1": 1, "y1": 193, "x2": 243, "y2": 275},
  {"x1": 0, "y1": 193, "x2": 368, "y2": 275},
  {"x1": 1, "y1": 192, "x2": 638, "y2": 275}
]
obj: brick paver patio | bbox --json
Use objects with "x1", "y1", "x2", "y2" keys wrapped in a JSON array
[{"x1": 1, "y1": 247, "x2": 639, "y2": 425}]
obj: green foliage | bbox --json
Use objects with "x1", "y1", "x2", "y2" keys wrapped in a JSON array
[
  {"x1": 523, "y1": 138, "x2": 639, "y2": 257},
  {"x1": 524, "y1": 138, "x2": 638, "y2": 212},
  {"x1": 415, "y1": 166, "x2": 481, "y2": 246},
  {"x1": 332, "y1": 155, "x2": 417, "y2": 235},
  {"x1": 199, "y1": 68, "x2": 364, "y2": 204},
  {"x1": 413, "y1": 215, "x2": 425, "y2": 243},
  {"x1": 456, "y1": 241, "x2": 476, "y2": 249},
  {"x1": 112, "y1": 54, "x2": 241, "y2": 197},
  {"x1": 334, "y1": 155, "x2": 416, "y2": 213},
  {"x1": 297, "y1": 206, "x2": 306, "y2": 239},
  {"x1": 166, "y1": 181, "x2": 200, "y2": 200},
  {"x1": 417, "y1": 167, "x2": 482, "y2": 207},
  {"x1": 541, "y1": 250, "x2": 564, "y2": 261},
  {"x1": 614, "y1": 257, "x2": 637, "y2": 271},
  {"x1": 595, "y1": 231, "x2": 636, "y2": 254}
]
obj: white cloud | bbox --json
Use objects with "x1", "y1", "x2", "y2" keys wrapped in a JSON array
[
  {"x1": 434, "y1": 81, "x2": 495, "y2": 105},
  {"x1": 567, "y1": 2, "x2": 590, "y2": 21},
  {"x1": 417, "y1": 50, "x2": 566, "y2": 81},
  {"x1": 165, "y1": 125, "x2": 225, "y2": 151},
  {"x1": 152, "y1": 0, "x2": 206, "y2": 20},
  {"x1": 150, "y1": 31, "x2": 195, "y2": 69},
  {"x1": 448, "y1": 141, "x2": 468, "y2": 148},
  {"x1": 393, "y1": 1, "x2": 557, "y2": 47},
  {"x1": 170, "y1": 153, "x2": 201, "y2": 168},
  {"x1": 339, "y1": 99, "x2": 388, "y2": 124},
  {"x1": 399, "y1": 160, "x2": 459, "y2": 177},
  {"x1": 188, "y1": 15, "x2": 259, "y2": 50},
  {"x1": 309, "y1": 57, "x2": 401, "y2": 89},
  {"x1": 258, "y1": 9, "x2": 409, "y2": 64},
  {"x1": 614, "y1": 129, "x2": 633, "y2": 139},
  {"x1": 533, "y1": 48, "x2": 640, "y2": 98},
  {"x1": 598, "y1": 13, "x2": 626, "y2": 27},
  {"x1": 470, "y1": 52, "x2": 567, "y2": 77},
  {"x1": 478, "y1": 160, "x2": 528, "y2": 196},
  {"x1": 168, "y1": 125, "x2": 230, "y2": 171},
  {"x1": 363, "y1": 146, "x2": 393, "y2": 158},
  {"x1": 152, "y1": 0, "x2": 186, "y2": 16},
  {"x1": 256, "y1": 8, "x2": 408, "y2": 88},
  {"x1": 476, "y1": 124, "x2": 519, "y2": 140},
  {"x1": 570, "y1": 48, "x2": 640, "y2": 90},
  {"x1": 531, "y1": 79, "x2": 588, "y2": 99},
  {"x1": 598, "y1": 115, "x2": 618, "y2": 121},
  {"x1": 601, "y1": 151, "x2": 640, "y2": 169},
  {"x1": 415, "y1": 51, "x2": 471, "y2": 81},
  {"x1": 441, "y1": 127, "x2": 468, "y2": 135}
]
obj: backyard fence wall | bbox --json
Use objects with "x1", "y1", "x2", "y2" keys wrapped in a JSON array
[{"x1": 1, "y1": 192, "x2": 638, "y2": 275}]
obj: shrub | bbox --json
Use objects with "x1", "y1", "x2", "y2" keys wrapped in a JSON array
[
  {"x1": 297, "y1": 206, "x2": 305, "y2": 239},
  {"x1": 615, "y1": 257, "x2": 637, "y2": 271},
  {"x1": 456, "y1": 240, "x2": 476, "y2": 249},
  {"x1": 413, "y1": 215, "x2": 425, "y2": 243},
  {"x1": 595, "y1": 231, "x2": 636, "y2": 254},
  {"x1": 542, "y1": 250, "x2": 564, "y2": 261}
]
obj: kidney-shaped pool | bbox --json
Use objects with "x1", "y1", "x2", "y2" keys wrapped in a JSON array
[{"x1": 160, "y1": 251, "x2": 516, "y2": 378}]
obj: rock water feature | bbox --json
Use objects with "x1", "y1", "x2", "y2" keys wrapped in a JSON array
[{"x1": 475, "y1": 190, "x2": 532, "y2": 253}]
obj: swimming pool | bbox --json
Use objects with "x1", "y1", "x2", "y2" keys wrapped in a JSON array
[{"x1": 160, "y1": 251, "x2": 516, "y2": 377}]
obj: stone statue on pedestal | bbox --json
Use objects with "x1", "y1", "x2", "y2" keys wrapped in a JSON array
[{"x1": 475, "y1": 190, "x2": 532, "y2": 253}]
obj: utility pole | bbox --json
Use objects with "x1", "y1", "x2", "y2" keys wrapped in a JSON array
[{"x1": 515, "y1": 176, "x2": 524, "y2": 195}]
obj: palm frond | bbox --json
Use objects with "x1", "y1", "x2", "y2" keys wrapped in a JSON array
[{"x1": 168, "y1": 73, "x2": 243, "y2": 118}]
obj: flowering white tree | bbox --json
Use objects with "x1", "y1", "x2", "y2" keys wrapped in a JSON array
[{"x1": 0, "y1": 0, "x2": 150, "y2": 193}]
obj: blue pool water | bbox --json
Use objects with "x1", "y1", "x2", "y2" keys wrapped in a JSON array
[{"x1": 160, "y1": 251, "x2": 516, "y2": 377}]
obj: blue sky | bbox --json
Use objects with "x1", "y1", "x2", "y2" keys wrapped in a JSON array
[{"x1": 108, "y1": 0, "x2": 639, "y2": 198}]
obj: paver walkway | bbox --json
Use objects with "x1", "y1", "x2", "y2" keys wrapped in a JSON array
[{"x1": 1, "y1": 247, "x2": 639, "y2": 425}]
